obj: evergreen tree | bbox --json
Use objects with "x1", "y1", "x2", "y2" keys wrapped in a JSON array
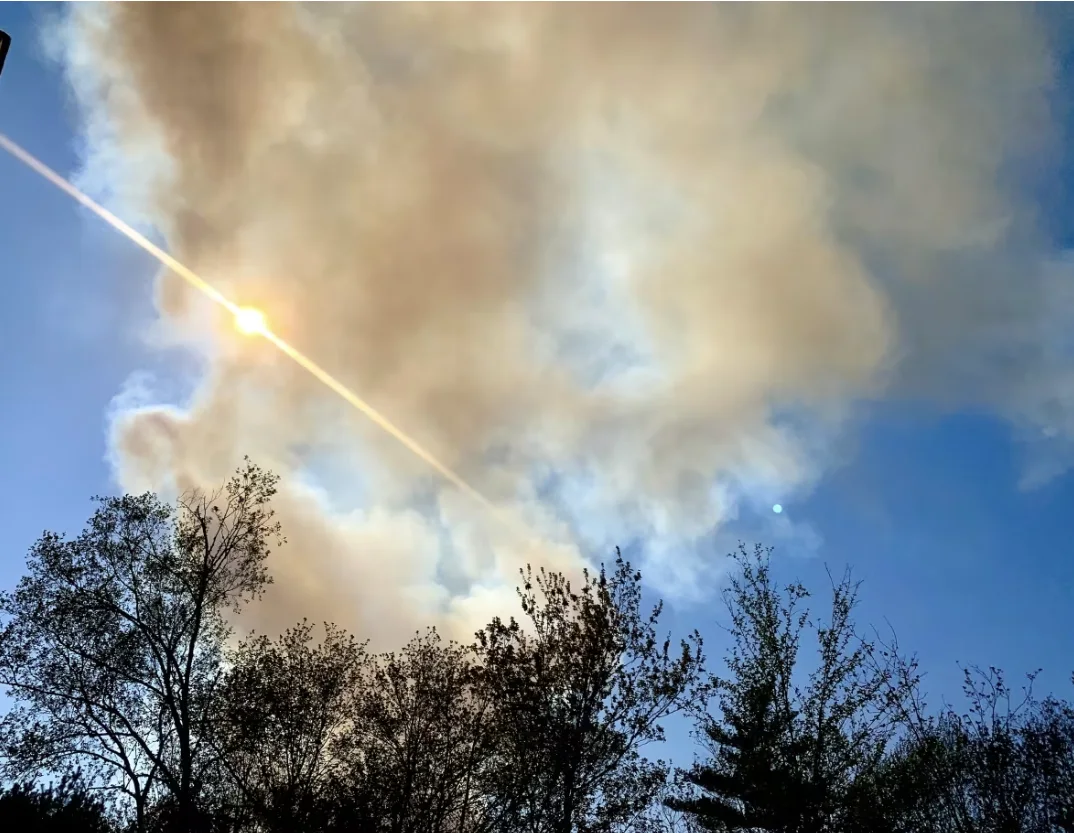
[{"x1": 671, "y1": 545, "x2": 918, "y2": 833}]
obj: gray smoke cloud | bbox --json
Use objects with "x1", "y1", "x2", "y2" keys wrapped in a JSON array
[{"x1": 50, "y1": 3, "x2": 1074, "y2": 644}]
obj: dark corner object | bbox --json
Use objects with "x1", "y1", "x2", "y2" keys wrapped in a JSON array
[{"x1": 0, "y1": 31, "x2": 10, "y2": 78}]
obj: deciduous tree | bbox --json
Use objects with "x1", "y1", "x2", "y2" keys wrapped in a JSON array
[
  {"x1": 478, "y1": 551, "x2": 709, "y2": 833},
  {"x1": 213, "y1": 620, "x2": 366, "y2": 833},
  {"x1": 0, "y1": 773, "x2": 113, "y2": 833},
  {"x1": 0, "y1": 461, "x2": 282, "y2": 833},
  {"x1": 341, "y1": 627, "x2": 498, "y2": 833}
]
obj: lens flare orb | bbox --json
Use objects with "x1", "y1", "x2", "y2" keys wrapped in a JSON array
[
  {"x1": 234, "y1": 306, "x2": 268, "y2": 336},
  {"x1": 0, "y1": 132, "x2": 501, "y2": 524}
]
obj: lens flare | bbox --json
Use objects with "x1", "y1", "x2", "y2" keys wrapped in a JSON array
[
  {"x1": 0, "y1": 132, "x2": 504, "y2": 524},
  {"x1": 234, "y1": 306, "x2": 268, "y2": 336}
]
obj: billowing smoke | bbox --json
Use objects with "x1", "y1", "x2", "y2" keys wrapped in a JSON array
[{"x1": 51, "y1": 4, "x2": 1073, "y2": 644}]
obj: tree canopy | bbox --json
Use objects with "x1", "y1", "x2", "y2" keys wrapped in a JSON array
[{"x1": 0, "y1": 466, "x2": 1071, "y2": 833}]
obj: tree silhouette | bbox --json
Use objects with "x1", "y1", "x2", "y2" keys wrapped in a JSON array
[
  {"x1": 340, "y1": 627, "x2": 498, "y2": 833},
  {"x1": 670, "y1": 544, "x2": 919, "y2": 833},
  {"x1": 212, "y1": 620, "x2": 366, "y2": 833},
  {"x1": 0, "y1": 773, "x2": 113, "y2": 833},
  {"x1": 477, "y1": 551, "x2": 710, "y2": 833},
  {"x1": 4, "y1": 467, "x2": 1074, "y2": 833},
  {"x1": 0, "y1": 461, "x2": 282, "y2": 833},
  {"x1": 878, "y1": 667, "x2": 1074, "y2": 833}
]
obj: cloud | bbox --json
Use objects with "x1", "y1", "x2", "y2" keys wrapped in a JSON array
[{"x1": 49, "y1": 4, "x2": 1073, "y2": 643}]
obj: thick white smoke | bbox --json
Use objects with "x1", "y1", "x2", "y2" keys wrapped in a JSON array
[{"x1": 50, "y1": 4, "x2": 1074, "y2": 644}]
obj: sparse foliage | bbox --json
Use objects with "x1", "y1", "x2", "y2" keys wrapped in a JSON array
[
  {"x1": 341, "y1": 628, "x2": 497, "y2": 833},
  {"x1": 213, "y1": 620, "x2": 366, "y2": 833},
  {"x1": 477, "y1": 551, "x2": 710, "y2": 833},
  {"x1": 0, "y1": 460, "x2": 282, "y2": 833},
  {"x1": 670, "y1": 544, "x2": 920, "y2": 833},
  {"x1": 871, "y1": 667, "x2": 1074, "y2": 833},
  {"x1": 3, "y1": 472, "x2": 1073, "y2": 833}
]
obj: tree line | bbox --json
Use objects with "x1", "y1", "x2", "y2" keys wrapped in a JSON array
[{"x1": 0, "y1": 462, "x2": 1070, "y2": 832}]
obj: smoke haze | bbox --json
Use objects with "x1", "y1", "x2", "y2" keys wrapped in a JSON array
[{"x1": 50, "y1": 3, "x2": 1074, "y2": 644}]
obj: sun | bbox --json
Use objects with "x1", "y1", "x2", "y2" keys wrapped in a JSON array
[{"x1": 234, "y1": 306, "x2": 268, "y2": 336}]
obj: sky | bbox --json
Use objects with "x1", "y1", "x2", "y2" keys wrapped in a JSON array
[{"x1": 2, "y1": 0, "x2": 1074, "y2": 736}]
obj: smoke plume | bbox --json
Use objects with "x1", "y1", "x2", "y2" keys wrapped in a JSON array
[{"x1": 52, "y1": 3, "x2": 1073, "y2": 644}]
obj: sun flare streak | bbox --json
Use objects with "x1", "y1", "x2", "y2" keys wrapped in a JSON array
[{"x1": 0, "y1": 132, "x2": 502, "y2": 520}]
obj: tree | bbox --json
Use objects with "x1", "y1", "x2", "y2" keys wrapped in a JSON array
[
  {"x1": 671, "y1": 544, "x2": 919, "y2": 833},
  {"x1": 877, "y1": 667, "x2": 1074, "y2": 833},
  {"x1": 0, "y1": 460, "x2": 282, "y2": 833},
  {"x1": 0, "y1": 773, "x2": 113, "y2": 833},
  {"x1": 0, "y1": 30, "x2": 10, "y2": 79},
  {"x1": 839, "y1": 712, "x2": 962, "y2": 833},
  {"x1": 338, "y1": 627, "x2": 498, "y2": 833},
  {"x1": 212, "y1": 620, "x2": 367, "y2": 833},
  {"x1": 476, "y1": 550, "x2": 710, "y2": 833}
]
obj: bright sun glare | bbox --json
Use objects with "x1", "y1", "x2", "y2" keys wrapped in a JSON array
[{"x1": 234, "y1": 306, "x2": 268, "y2": 336}]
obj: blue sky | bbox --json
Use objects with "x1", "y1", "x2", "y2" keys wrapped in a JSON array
[{"x1": 2, "y1": 1, "x2": 1074, "y2": 724}]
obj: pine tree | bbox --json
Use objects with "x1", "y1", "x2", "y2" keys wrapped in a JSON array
[{"x1": 670, "y1": 545, "x2": 917, "y2": 833}]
